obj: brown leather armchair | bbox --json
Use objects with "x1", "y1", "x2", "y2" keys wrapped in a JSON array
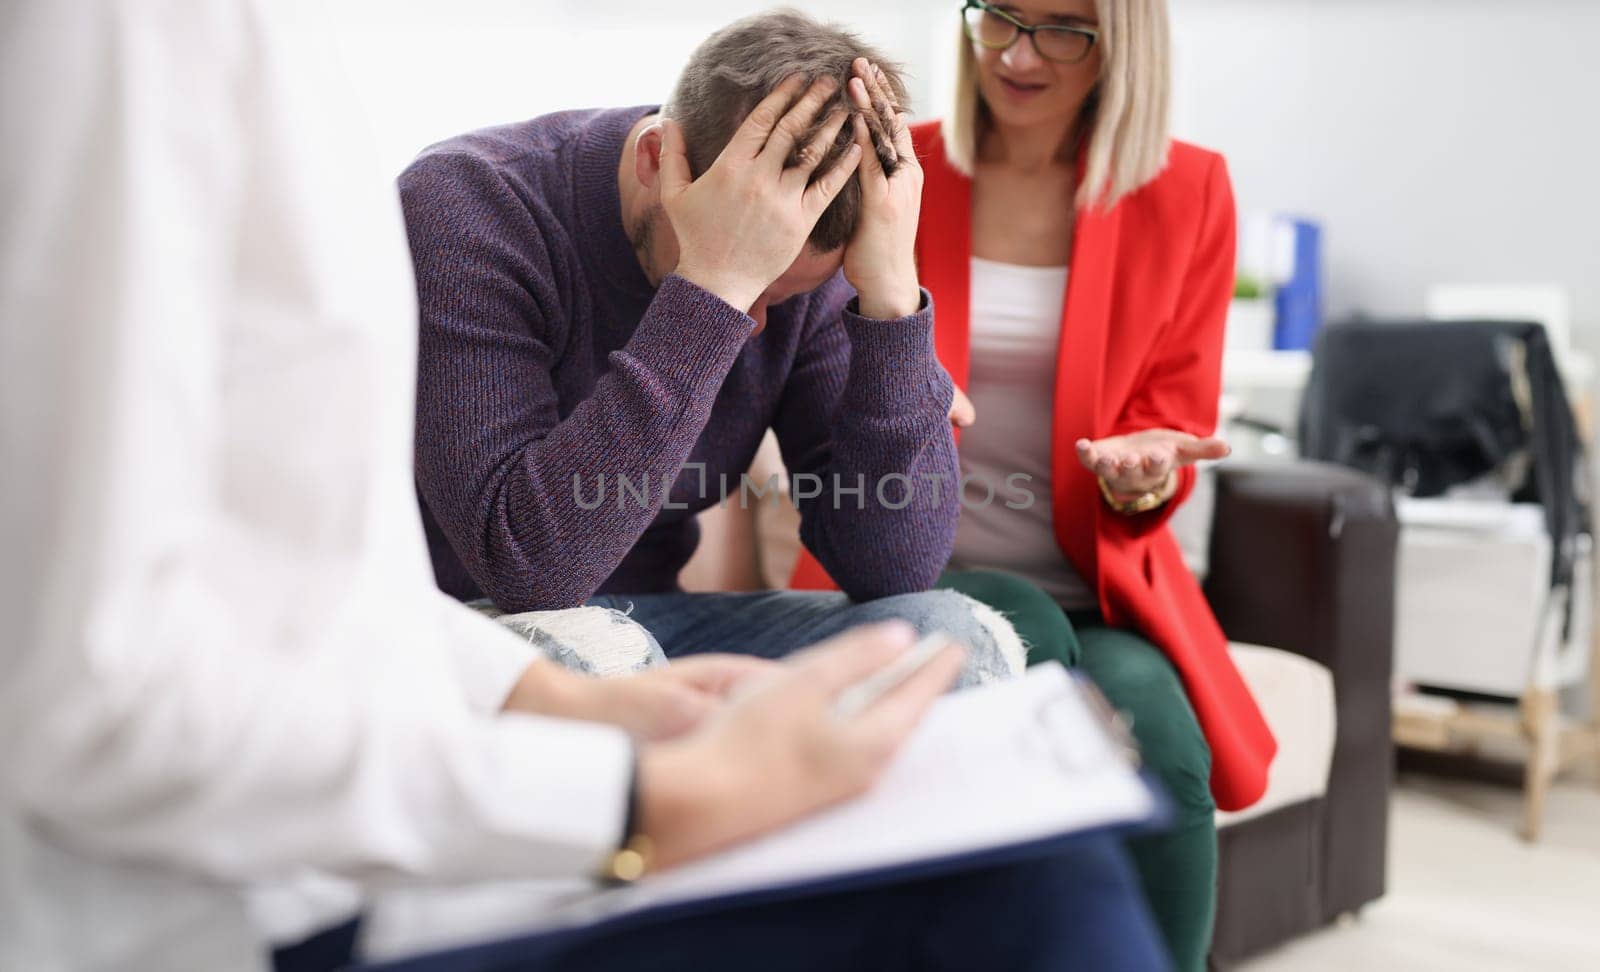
[{"x1": 1204, "y1": 461, "x2": 1399, "y2": 966}]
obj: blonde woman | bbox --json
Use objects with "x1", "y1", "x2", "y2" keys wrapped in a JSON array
[{"x1": 795, "y1": 2, "x2": 1279, "y2": 966}]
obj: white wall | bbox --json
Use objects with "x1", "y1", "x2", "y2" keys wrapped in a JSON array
[
  {"x1": 1169, "y1": 0, "x2": 1600, "y2": 355},
  {"x1": 329, "y1": 0, "x2": 1600, "y2": 352},
  {"x1": 326, "y1": 0, "x2": 957, "y2": 177}
]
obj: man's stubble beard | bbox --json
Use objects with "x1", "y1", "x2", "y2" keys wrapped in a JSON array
[{"x1": 629, "y1": 202, "x2": 667, "y2": 287}]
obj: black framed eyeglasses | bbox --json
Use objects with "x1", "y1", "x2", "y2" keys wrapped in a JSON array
[{"x1": 962, "y1": 1, "x2": 1099, "y2": 66}]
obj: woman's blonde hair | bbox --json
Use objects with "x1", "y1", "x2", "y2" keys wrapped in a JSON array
[{"x1": 942, "y1": 0, "x2": 1171, "y2": 210}]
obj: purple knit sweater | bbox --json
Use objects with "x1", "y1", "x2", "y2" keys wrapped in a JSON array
[{"x1": 399, "y1": 107, "x2": 959, "y2": 611}]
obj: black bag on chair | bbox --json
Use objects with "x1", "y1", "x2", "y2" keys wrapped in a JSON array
[{"x1": 1299, "y1": 319, "x2": 1590, "y2": 593}]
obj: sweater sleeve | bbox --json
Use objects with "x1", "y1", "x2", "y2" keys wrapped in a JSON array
[
  {"x1": 770, "y1": 276, "x2": 961, "y2": 600},
  {"x1": 401, "y1": 154, "x2": 754, "y2": 611},
  {"x1": 1105, "y1": 153, "x2": 1236, "y2": 539}
]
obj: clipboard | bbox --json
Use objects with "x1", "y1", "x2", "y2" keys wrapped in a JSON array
[{"x1": 359, "y1": 664, "x2": 1167, "y2": 969}]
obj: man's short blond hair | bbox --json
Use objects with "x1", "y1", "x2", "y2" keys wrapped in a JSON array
[{"x1": 942, "y1": 0, "x2": 1171, "y2": 210}]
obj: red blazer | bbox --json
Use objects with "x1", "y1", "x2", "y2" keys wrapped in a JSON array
[{"x1": 793, "y1": 120, "x2": 1276, "y2": 811}]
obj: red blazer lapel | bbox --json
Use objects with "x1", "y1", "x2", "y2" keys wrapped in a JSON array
[
  {"x1": 1051, "y1": 183, "x2": 1120, "y2": 584},
  {"x1": 914, "y1": 134, "x2": 973, "y2": 391}
]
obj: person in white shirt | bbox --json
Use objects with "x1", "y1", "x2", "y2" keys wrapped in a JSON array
[{"x1": 0, "y1": 2, "x2": 1166, "y2": 970}]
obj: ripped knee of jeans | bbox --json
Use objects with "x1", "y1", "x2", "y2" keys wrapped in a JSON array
[
  {"x1": 874, "y1": 589, "x2": 1025, "y2": 688},
  {"x1": 493, "y1": 605, "x2": 666, "y2": 675},
  {"x1": 951, "y1": 592, "x2": 1027, "y2": 681}
]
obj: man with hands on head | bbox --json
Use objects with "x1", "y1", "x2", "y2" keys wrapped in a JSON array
[{"x1": 401, "y1": 13, "x2": 1018, "y2": 685}]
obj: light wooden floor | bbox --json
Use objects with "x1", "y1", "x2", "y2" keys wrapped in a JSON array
[{"x1": 1239, "y1": 769, "x2": 1600, "y2": 971}]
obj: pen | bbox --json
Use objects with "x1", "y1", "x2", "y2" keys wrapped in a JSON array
[{"x1": 832, "y1": 631, "x2": 955, "y2": 718}]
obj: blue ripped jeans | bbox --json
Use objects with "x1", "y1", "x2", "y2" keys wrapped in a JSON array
[{"x1": 583, "y1": 589, "x2": 1020, "y2": 689}]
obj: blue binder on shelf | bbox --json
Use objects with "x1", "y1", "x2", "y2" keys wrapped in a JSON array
[
  {"x1": 1273, "y1": 218, "x2": 1324, "y2": 351},
  {"x1": 358, "y1": 665, "x2": 1168, "y2": 971}
]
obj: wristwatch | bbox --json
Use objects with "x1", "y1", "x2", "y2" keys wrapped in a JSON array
[
  {"x1": 599, "y1": 753, "x2": 656, "y2": 884},
  {"x1": 601, "y1": 834, "x2": 656, "y2": 884}
]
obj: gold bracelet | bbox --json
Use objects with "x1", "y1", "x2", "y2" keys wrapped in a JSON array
[{"x1": 1097, "y1": 472, "x2": 1175, "y2": 516}]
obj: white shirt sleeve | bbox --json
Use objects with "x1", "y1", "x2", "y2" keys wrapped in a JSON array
[
  {"x1": 0, "y1": 0, "x2": 630, "y2": 888},
  {"x1": 437, "y1": 598, "x2": 552, "y2": 714}
]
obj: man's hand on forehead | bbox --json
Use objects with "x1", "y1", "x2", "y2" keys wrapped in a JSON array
[
  {"x1": 655, "y1": 60, "x2": 917, "y2": 320},
  {"x1": 841, "y1": 56, "x2": 923, "y2": 322},
  {"x1": 659, "y1": 73, "x2": 862, "y2": 313},
  {"x1": 767, "y1": 63, "x2": 902, "y2": 182},
  {"x1": 850, "y1": 58, "x2": 903, "y2": 175}
]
